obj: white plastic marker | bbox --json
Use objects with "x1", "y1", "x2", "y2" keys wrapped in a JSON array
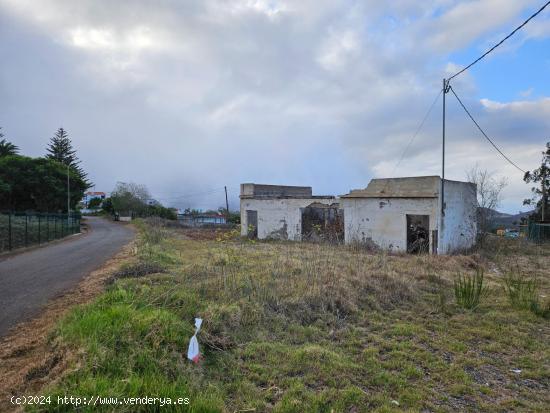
[{"x1": 187, "y1": 318, "x2": 203, "y2": 363}]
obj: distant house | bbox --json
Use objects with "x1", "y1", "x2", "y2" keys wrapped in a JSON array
[
  {"x1": 146, "y1": 198, "x2": 161, "y2": 206},
  {"x1": 82, "y1": 191, "x2": 106, "y2": 207},
  {"x1": 177, "y1": 212, "x2": 227, "y2": 226}
]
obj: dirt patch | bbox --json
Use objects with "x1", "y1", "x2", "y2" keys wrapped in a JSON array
[
  {"x1": 0, "y1": 241, "x2": 135, "y2": 412},
  {"x1": 177, "y1": 227, "x2": 234, "y2": 241},
  {"x1": 109, "y1": 260, "x2": 166, "y2": 282}
]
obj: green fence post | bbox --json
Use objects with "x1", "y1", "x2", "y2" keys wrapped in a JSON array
[
  {"x1": 25, "y1": 214, "x2": 28, "y2": 247},
  {"x1": 38, "y1": 214, "x2": 41, "y2": 244}
]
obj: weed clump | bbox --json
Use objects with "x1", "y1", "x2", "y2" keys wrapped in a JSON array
[
  {"x1": 454, "y1": 268, "x2": 488, "y2": 310},
  {"x1": 503, "y1": 269, "x2": 550, "y2": 318}
]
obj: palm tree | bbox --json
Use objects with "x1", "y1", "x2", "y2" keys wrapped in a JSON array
[{"x1": 0, "y1": 128, "x2": 19, "y2": 157}]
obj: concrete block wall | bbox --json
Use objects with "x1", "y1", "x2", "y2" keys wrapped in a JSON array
[
  {"x1": 341, "y1": 197, "x2": 439, "y2": 252},
  {"x1": 240, "y1": 198, "x2": 335, "y2": 240},
  {"x1": 440, "y1": 180, "x2": 477, "y2": 253},
  {"x1": 240, "y1": 184, "x2": 312, "y2": 198}
]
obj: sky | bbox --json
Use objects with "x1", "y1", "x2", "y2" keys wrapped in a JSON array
[{"x1": 0, "y1": 0, "x2": 549, "y2": 213}]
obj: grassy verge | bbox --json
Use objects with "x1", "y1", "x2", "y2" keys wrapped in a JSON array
[{"x1": 33, "y1": 222, "x2": 550, "y2": 412}]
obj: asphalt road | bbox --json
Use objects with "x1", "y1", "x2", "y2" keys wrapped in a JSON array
[{"x1": 0, "y1": 217, "x2": 134, "y2": 336}]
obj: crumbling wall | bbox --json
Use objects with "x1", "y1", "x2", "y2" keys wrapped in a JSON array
[
  {"x1": 301, "y1": 203, "x2": 344, "y2": 243},
  {"x1": 341, "y1": 197, "x2": 438, "y2": 252},
  {"x1": 240, "y1": 184, "x2": 312, "y2": 198},
  {"x1": 440, "y1": 180, "x2": 477, "y2": 253},
  {"x1": 240, "y1": 198, "x2": 336, "y2": 240}
]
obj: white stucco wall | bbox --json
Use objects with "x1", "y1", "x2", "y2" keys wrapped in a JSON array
[
  {"x1": 439, "y1": 180, "x2": 477, "y2": 254},
  {"x1": 239, "y1": 179, "x2": 477, "y2": 254},
  {"x1": 341, "y1": 197, "x2": 439, "y2": 252},
  {"x1": 240, "y1": 198, "x2": 336, "y2": 240}
]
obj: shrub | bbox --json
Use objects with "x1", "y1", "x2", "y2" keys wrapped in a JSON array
[
  {"x1": 503, "y1": 269, "x2": 550, "y2": 318},
  {"x1": 454, "y1": 268, "x2": 488, "y2": 310},
  {"x1": 141, "y1": 218, "x2": 169, "y2": 244}
]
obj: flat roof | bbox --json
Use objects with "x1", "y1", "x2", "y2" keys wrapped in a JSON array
[
  {"x1": 240, "y1": 183, "x2": 334, "y2": 199},
  {"x1": 341, "y1": 176, "x2": 440, "y2": 198}
]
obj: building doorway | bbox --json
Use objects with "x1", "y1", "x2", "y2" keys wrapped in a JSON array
[
  {"x1": 406, "y1": 214, "x2": 429, "y2": 253},
  {"x1": 246, "y1": 210, "x2": 258, "y2": 238},
  {"x1": 301, "y1": 203, "x2": 344, "y2": 243}
]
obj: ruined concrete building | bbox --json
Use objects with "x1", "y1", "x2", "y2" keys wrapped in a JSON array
[
  {"x1": 240, "y1": 176, "x2": 477, "y2": 254},
  {"x1": 239, "y1": 184, "x2": 341, "y2": 241}
]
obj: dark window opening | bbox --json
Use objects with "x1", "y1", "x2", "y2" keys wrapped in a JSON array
[
  {"x1": 301, "y1": 203, "x2": 344, "y2": 243},
  {"x1": 407, "y1": 214, "x2": 430, "y2": 253},
  {"x1": 431, "y1": 230, "x2": 438, "y2": 254},
  {"x1": 246, "y1": 210, "x2": 258, "y2": 238}
]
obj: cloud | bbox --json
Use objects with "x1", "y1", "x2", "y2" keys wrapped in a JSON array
[{"x1": 0, "y1": 0, "x2": 547, "y2": 213}]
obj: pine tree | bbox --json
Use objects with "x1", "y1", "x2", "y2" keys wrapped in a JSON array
[
  {"x1": 0, "y1": 127, "x2": 19, "y2": 157},
  {"x1": 524, "y1": 141, "x2": 550, "y2": 222},
  {"x1": 46, "y1": 128, "x2": 77, "y2": 165},
  {"x1": 46, "y1": 128, "x2": 91, "y2": 188}
]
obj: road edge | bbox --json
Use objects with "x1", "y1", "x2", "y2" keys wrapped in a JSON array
[{"x1": 0, "y1": 237, "x2": 136, "y2": 412}]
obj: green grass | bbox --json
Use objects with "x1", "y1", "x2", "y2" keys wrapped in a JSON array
[
  {"x1": 454, "y1": 269, "x2": 489, "y2": 310},
  {"x1": 503, "y1": 268, "x2": 550, "y2": 318},
  {"x1": 31, "y1": 223, "x2": 550, "y2": 412}
]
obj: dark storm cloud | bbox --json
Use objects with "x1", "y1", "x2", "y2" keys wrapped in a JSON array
[{"x1": 0, "y1": 0, "x2": 548, "y2": 212}]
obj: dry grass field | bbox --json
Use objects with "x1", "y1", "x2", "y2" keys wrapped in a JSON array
[{"x1": 26, "y1": 220, "x2": 550, "y2": 412}]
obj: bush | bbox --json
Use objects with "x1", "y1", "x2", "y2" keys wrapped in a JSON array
[
  {"x1": 503, "y1": 269, "x2": 550, "y2": 318},
  {"x1": 141, "y1": 217, "x2": 169, "y2": 244},
  {"x1": 454, "y1": 268, "x2": 488, "y2": 310}
]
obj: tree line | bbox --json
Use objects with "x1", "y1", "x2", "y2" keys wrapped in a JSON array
[
  {"x1": 0, "y1": 127, "x2": 90, "y2": 212},
  {"x1": 101, "y1": 182, "x2": 177, "y2": 220}
]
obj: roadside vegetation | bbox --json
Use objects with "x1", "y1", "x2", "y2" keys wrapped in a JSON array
[
  {"x1": 100, "y1": 182, "x2": 177, "y2": 220},
  {"x1": 32, "y1": 221, "x2": 549, "y2": 412},
  {"x1": 0, "y1": 127, "x2": 90, "y2": 212}
]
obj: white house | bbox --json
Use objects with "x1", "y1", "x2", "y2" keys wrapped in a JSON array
[
  {"x1": 239, "y1": 184, "x2": 338, "y2": 241},
  {"x1": 240, "y1": 176, "x2": 477, "y2": 254},
  {"x1": 82, "y1": 191, "x2": 106, "y2": 207},
  {"x1": 340, "y1": 176, "x2": 477, "y2": 254}
]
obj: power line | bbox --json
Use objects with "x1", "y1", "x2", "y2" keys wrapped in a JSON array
[
  {"x1": 390, "y1": 88, "x2": 443, "y2": 175},
  {"x1": 449, "y1": 85, "x2": 526, "y2": 174},
  {"x1": 448, "y1": 1, "x2": 550, "y2": 81}
]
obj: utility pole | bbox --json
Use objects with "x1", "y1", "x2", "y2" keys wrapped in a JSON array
[
  {"x1": 542, "y1": 169, "x2": 547, "y2": 222},
  {"x1": 67, "y1": 163, "x2": 70, "y2": 226},
  {"x1": 440, "y1": 78, "x2": 450, "y2": 253},
  {"x1": 224, "y1": 186, "x2": 229, "y2": 221},
  {"x1": 441, "y1": 78, "x2": 449, "y2": 216}
]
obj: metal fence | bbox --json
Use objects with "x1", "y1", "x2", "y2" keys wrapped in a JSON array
[
  {"x1": 0, "y1": 212, "x2": 81, "y2": 253},
  {"x1": 528, "y1": 222, "x2": 550, "y2": 243}
]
